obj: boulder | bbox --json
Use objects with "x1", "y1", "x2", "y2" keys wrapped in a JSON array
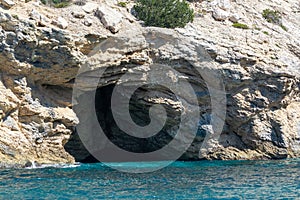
[
  {"x1": 52, "y1": 17, "x2": 68, "y2": 29},
  {"x1": 212, "y1": 7, "x2": 230, "y2": 21},
  {"x1": 71, "y1": 11, "x2": 85, "y2": 19},
  {"x1": 0, "y1": 0, "x2": 15, "y2": 8},
  {"x1": 82, "y1": 2, "x2": 98, "y2": 14},
  {"x1": 218, "y1": 0, "x2": 231, "y2": 11},
  {"x1": 95, "y1": 5, "x2": 123, "y2": 33},
  {"x1": 29, "y1": 9, "x2": 48, "y2": 26},
  {"x1": 229, "y1": 13, "x2": 240, "y2": 22},
  {"x1": 210, "y1": 0, "x2": 231, "y2": 11}
]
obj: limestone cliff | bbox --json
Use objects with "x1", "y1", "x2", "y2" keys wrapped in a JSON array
[{"x1": 0, "y1": 0, "x2": 299, "y2": 167}]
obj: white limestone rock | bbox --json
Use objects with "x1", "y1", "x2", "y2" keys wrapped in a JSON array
[
  {"x1": 82, "y1": 2, "x2": 98, "y2": 14},
  {"x1": 95, "y1": 5, "x2": 123, "y2": 33},
  {"x1": 0, "y1": 0, "x2": 15, "y2": 8},
  {"x1": 212, "y1": 7, "x2": 230, "y2": 21}
]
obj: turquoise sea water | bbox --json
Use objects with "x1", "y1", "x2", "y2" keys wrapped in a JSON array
[{"x1": 0, "y1": 159, "x2": 299, "y2": 199}]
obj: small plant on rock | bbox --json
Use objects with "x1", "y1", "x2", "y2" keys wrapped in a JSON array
[
  {"x1": 118, "y1": 1, "x2": 127, "y2": 7},
  {"x1": 52, "y1": 0, "x2": 71, "y2": 8},
  {"x1": 262, "y1": 9, "x2": 287, "y2": 31},
  {"x1": 263, "y1": 31, "x2": 269, "y2": 35},
  {"x1": 262, "y1": 9, "x2": 281, "y2": 24},
  {"x1": 12, "y1": 14, "x2": 19, "y2": 19},
  {"x1": 134, "y1": 0, "x2": 194, "y2": 28},
  {"x1": 40, "y1": 0, "x2": 71, "y2": 8},
  {"x1": 232, "y1": 22, "x2": 249, "y2": 29}
]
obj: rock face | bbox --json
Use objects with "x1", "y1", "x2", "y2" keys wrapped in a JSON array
[
  {"x1": 212, "y1": 8, "x2": 230, "y2": 21},
  {"x1": 95, "y1": 4, "x2": 123, "y2": 33},
  {"x1": 0, "y1": 0, "x2": 15, "y2": 9},
  {"x1": 0, "y1": 0, "x2": 299, "y2": 166}
]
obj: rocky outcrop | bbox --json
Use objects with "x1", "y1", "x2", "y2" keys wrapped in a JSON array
[
  {"x1": 95, "y1": 4, "x2": 123, "y2": 33},
  {"x1": 0, "y1": 0, "x2": 15, "y2": 9},
  {"x1": 0, "y1": 0, "x2": 299, "y2": 166}
]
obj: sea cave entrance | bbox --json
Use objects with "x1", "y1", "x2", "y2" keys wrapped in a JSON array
[{"x1": 65, "y1": 83, "x2": 182, "y2": 163}]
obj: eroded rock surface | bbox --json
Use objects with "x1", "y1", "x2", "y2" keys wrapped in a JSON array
[{"x1": 0, "y1": 0, "x2": 299, "y2": 166}]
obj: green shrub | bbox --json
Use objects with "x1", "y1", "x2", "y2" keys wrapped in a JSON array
[
  {"x1": 280, "y1": 24, "x2": 288, "y2": 31},
  {"x1": 12, "y1": 14, "x2": 19, "y2": 19},
  {"x1": 118, "y1": 1, "x2": 127, "y2": 7},
  {"x1": 53, "y1": 1, "x2": 70, "y2": 8},
  {"x1": 40, "y1": 0, "x2": 71, "y2": 8},
  {"x1": 262, "y1": 9, "x2": 287, "y2": 31},
  {"x1": 263, "y1": 31, "x2": 269, "y2": 35},
  {"x1": 134, "y1": 0, "x2": 194, "y2": 28},
  {"x1": 232, "y1": 22, "x2": 249, "y2": 29},
  {"x1": 262, "y1": 9, "x2": 281, "y2": 25}
]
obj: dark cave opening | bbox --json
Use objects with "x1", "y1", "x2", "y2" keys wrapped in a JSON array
[
  {"x1": 95, "y1": 84, "x2": 177, "y2": 153},
  {"x1": 64, "y1": 61, "x2": 213, "y2": 163},
  {"x1": 65, "y1": 83, "x2": 182, "y2": 163}
]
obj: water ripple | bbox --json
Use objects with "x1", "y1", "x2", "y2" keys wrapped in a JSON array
[{"x1": 0, "y1": 159, "x2": 299, "y2": 199}]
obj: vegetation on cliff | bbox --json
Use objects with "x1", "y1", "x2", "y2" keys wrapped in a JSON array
[
  {"x1": 40, "y1": 0, "x2": 71, "y2": 8},
  {"x1": 133, "y1": 0, "x2": 194, "y2": 28},
  {"x1": 262, "y1": 9, "x2": 287, "y2": 31}
]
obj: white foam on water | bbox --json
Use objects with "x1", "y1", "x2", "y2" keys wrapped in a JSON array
[{"x1": 25, "y1": 162, "x2": 81, "y2": 169}]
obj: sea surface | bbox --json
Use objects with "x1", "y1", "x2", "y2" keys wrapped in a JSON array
[{"x1": 0, "y1": 159, "x2": 299, "y2": 199}]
